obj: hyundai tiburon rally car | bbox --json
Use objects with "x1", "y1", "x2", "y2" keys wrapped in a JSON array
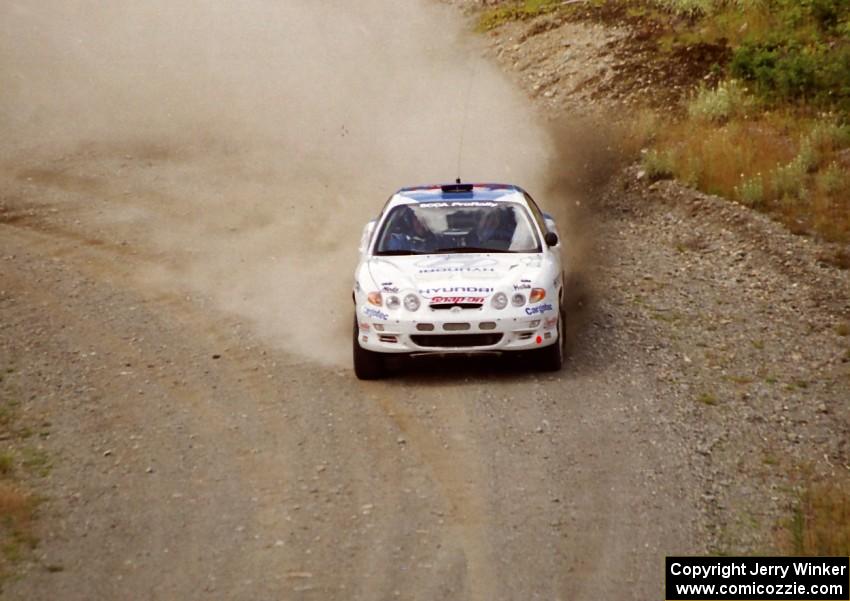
[{"x1": 352, "y1": 182, "x2": 565, "y2": 379}]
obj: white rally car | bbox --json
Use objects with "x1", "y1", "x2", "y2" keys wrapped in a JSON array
[{"x1": 352, "y1": 182, "x2": 565, "y2": 379}]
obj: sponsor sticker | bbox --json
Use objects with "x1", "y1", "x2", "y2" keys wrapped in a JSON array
[
  {"x1": 420, "y1": 286, "x2": 494, "y2": 295},
  {"x1": 419, "y1": 201, "x2": 498, "y2": 208},
  {"x1": 415, "y1": 256, "x2": 499, "y2": 272},
  {"x1": 430, "y1": 296, "x2": 485, "y2": 304},
  {"x1": 525, "y1": 303, "x2": 554, "y2": 316},
  {"x1": 364, "y1": 307, "x2": 389, "y2": 321},
  {"x1": 419, "y1": 267, "x2": 496, "y2": 273}
]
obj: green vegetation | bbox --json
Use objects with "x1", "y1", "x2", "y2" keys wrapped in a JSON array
[
  {"x1": 477, "y1": 0, "x2": 561, "y2": 31},
  {"x1": 20, "y1": 449, "x2": 51, "y2": 478},
  {"x1": 641, "y1": 149, "x2": 676, "y2": 180},
  {"x1": 688, "y1": 80, "x2": 752, "y2": 123},
  {"x1": 481, "y1": 0, "x2": 850, "y2": 244},
  {"x1": 697, "y1": 391, "x2": 719, "y2": 405},
  {"x1": 639, "y1": 0, "x2": 850, "y2": 243}
]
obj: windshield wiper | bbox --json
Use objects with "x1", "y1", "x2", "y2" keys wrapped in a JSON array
[
  {"x1": 375, "y1": 250, "x2": 427, "y2": 256},
  {"x1": 434, "y1": 247, "x2": 506, "y2": 254}
]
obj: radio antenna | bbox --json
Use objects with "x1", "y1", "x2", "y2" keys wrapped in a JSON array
[{"x1": 455, "y1": 59, "x2": 477, "y2": 184}]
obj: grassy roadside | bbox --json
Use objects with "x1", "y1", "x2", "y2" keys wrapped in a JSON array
[
  {"x1": 477, "y1": 0, "x2": 850, "y2": 555},
  {"x1": 478, "y1": 0, "x2": 850, "y2": 250},
  {"x1": 0, "y1": 362, "x2": 49, "y2": 591},
  {"x1": 782, "y1": 474, "x2": 850, "y2": 555}
]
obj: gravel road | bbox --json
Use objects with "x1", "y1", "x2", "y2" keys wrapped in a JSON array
[{"x1": 2, "y1": 1, "x2": 847, "y2": 600}]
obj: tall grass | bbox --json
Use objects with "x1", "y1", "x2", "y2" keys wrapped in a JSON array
[
  {"x1": 638, "y1": 105, "x2": 850, "y2": 242},
  {"x1": 688, "y1": 80, "x2": 752, "y2": 123},
  {"x1": 784, "y1": 478, "x2": 850, "y2": 555}
]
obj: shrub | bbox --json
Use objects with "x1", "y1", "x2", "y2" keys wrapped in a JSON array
[
  {"x1": 642, "y1": 149, "x2": 677, "y2": 180},
  {"x1": 731, "y1": 41, "x2": 850, "y2": 109},
  {"x1": 809, "y1": 0, "x2": 844, "y2": 30},
  {"x1": 795, "y1": 139, "x2": 821, "y2": 173},
  {"x1": 653, "y1": 0, "x2": 768, "y2": 14},
  {"x1": 688, "y1": 80, "x2": 752, "y2": 123},
  {"x1": 772, "y1": 157, "x2": 808, "y2": 200},
  {"x1": 808, "y1": 121, "x2": 850, "y2": 152},
  {"x1": 816, "y1": 162, "x2": 846, "y2": 194},
  {"x1": 654, "y1": 0, "x2": 714, "y2": 15},
  {"x1": 736, "y1": 175, "x2": 765, "y2": 206}
]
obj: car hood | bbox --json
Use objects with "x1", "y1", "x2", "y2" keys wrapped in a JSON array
[{"x1": 365, "y1": 253, "x2": 543, "y2": 296}]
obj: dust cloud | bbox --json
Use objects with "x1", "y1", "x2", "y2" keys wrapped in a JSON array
[
  {"x1": 1, "y1": 1, "x2": 565, "y2": 366},
  {"x1": 541, "y1": 118, "x2": 625, "y2": 350}
]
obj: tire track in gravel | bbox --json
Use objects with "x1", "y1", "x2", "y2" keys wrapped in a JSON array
[{"x1": 369, "y1": 386, "x2": 497, "y2": 601}]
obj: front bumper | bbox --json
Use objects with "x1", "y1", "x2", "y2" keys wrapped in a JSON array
[{"x1": 355, "y1": 303, "x2": 560, "y2": 354}]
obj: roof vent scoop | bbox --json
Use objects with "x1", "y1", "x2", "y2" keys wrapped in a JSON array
[{"x1": 441, "y1": 179, "x2": 474, "y2": 194}]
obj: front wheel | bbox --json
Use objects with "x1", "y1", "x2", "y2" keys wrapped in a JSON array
[
  {"x1": 353, "y1": 316, "x2": 385, "y2": 380},
  {"x1": 536, "y1": 306, "x2": 565, "y2": 372}
]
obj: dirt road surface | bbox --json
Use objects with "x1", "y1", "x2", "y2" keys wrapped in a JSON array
[{"x1": 0, "y1": 1, "x2": 709, "y2": 599}]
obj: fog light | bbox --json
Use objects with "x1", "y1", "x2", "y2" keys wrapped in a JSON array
[{"x1": 404, "y1": 293, "x2": 420, "y2": 311}]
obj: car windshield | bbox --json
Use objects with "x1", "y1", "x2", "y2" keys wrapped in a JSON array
[{"x1": 373, "y1": 201, "x2": 541, "y2": 255}]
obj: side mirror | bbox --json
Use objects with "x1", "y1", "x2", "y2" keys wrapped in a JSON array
[
  {"x1": 544, "y1": 231, "x2": 559, "y2": 247},
  {"x1": 359, "y1": 221, "x2": 376, "y2": 254}
]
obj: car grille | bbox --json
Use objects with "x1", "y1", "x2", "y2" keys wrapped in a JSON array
[
  {"x1": 410, "y1": 334, "x2": 503, "y2": 348},
  {"x1": 430, "y1": 303, "x2": 483, "y2": 310}
]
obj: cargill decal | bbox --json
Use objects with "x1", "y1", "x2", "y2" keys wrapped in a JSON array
[{"x1": 525, "y1": 303, "x2": 554, "y2": 316}]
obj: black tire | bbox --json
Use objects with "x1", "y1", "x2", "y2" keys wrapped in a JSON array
[
  {"x1": 536, "y1": 304, "x2": 565, "y2": 372},
  {"x1": 353, "y1": 316, "x2": 385, "y2": 380}
]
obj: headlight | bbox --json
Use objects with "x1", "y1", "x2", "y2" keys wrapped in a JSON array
[
  {"x1": 530, "y1": 288, "x2": 546, "y2": 303},
  {"x1": 403, "y1": 293, "x2": 420, "y2": 311},
  {"x1": 367, "y1": 291, "x2": 383, "y2": 306},
  {"x1": 511, "y1": 293, "x2": 526, "y2": 307},
  {"x1": 491, "y1": 292, "x2": 508, "y2": 310},
  {"x1": 386, "y1": 295, "x2": 400, "y2": 310}
]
